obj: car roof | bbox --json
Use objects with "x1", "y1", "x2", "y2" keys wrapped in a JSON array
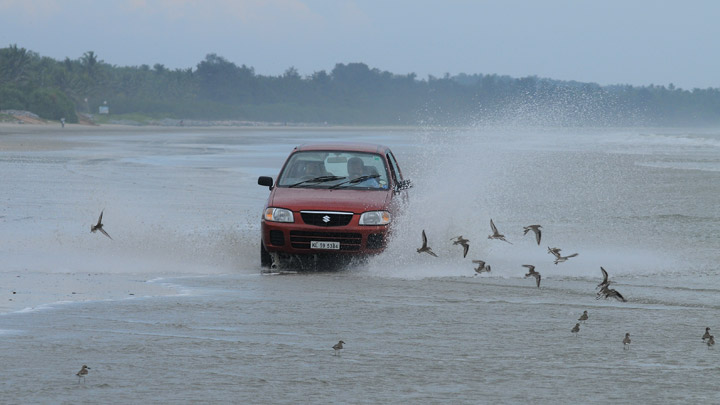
[{"x1": 294, "y1": 142, "x2": 391, "y2": 154}]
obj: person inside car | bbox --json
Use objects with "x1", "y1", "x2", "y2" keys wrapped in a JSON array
[
  {"x1": 304, "y1": 161, "x2": 328, "y2": 177},
  {"x1": 347, "y1": 157, "x2": 380, "y2": 188}
]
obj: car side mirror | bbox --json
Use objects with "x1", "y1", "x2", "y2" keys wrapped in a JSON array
[
  {"x1": 258, "y1": 176, "x2": 274, "y2": 190},
  {"x1": 395, "y1": 179, "x2": 412, "y2": 192}
]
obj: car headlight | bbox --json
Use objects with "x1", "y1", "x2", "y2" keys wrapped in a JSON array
[
  {"x1": 264, "y1": 207, "x2": 294, "y2": 223},
  {"x1": 359, "y1": 211, "x2": 391, "y2": 225}
]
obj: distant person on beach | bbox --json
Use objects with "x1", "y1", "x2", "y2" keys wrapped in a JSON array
[{"x1": 60, "y1": 117, "x2": 65, "y2": 128}]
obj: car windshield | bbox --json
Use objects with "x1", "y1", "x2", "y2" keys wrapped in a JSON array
[{"x1": 277, "y1": 151, "x2": 390, "y2": 190}]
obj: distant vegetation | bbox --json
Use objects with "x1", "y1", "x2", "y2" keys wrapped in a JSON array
[{"x1": 2, "y1": 44, "x2": 720, "y2": 126}]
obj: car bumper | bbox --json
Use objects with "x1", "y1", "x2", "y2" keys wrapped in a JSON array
[{"x1": 261, "y1": 220, "x2": 389, "y2": 255}]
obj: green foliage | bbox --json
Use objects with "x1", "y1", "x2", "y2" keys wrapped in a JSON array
[
  {"x1": 27, "y1": 88, "x2": 77, "y2": 122},
  {"x1": 2, "y1": 45, "x2": 720, "y2": 126},
  {"x1": 0, "y1": 85, "x2": 26, "y2": 109}
]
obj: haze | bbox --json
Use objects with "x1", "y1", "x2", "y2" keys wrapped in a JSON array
[{"x1": 1, "y1": 0, "x2": 719, "y2": 90}]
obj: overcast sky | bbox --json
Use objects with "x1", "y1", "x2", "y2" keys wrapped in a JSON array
[{"x1": 2, "y1": 0, "x2": 719, "y2": 89}]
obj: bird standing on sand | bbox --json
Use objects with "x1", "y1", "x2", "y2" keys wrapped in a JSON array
[
  {"x1": 571, "y1": 323, "x2": 580, "y2": 336},
  {"x1": 702, "y1": 327, "x2": 712, "y2": 342},
  {"x1": 333, "y1": 340, "x2": 345, "y2": 355},
  {"x1": 472, "y1": 259, "x2": 491, "y2": 275},
  {"x1": 488, "y1": 219, "x2": 512, "y2": 244},
  {"x1": 451, "y1": 236, "x2": 470, "y2": 258},
  {"x1": 523, "y1": 224, "x2": 542, "y2": 245},
  {"x1": 623, "y1": 333, "x2": 631, "y2": 350},
  {"x1": 547, "y1": 246, "x2": 577, "y2": 264},
  {"x1": 76, "y1": 365, "x2": 90, "y2": 383},
  {"x1": 523, "y1": 264, "x2": 541, "y2": 288},
  {"x1": 417, "y1": 230, "x2": 438, "y2": 257},
  {"x1": 578, "y1": 310, "x2": 588, "y2": 323},
  {"x1": 707, "y1": 336, "x2": 715, "y2": 349},
  {"x1": 91, "y1": 210, "x2": 112, "y2": 240}
]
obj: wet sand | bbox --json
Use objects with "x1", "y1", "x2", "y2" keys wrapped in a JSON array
[{"x1": 0, "y1": 125, "x2": 718, "y2": 403}]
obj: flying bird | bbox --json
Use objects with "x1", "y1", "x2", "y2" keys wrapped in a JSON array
[
  {"x1": 597, "y1": 267, "x2": 612, "y2": 290},
  {"x1": 488, "y1": 219, "x2": 512, "y2": 244},
  {"x1": 332, "y1": 340, "x2": 345, "y2": 355},
  {"x1": 578, "y1": 310, "x2": 588, "y2": 323},
  {"x1": 523, "y1": 264, "x2": 541, "y2": 288},
  {"x1": 598, "y1": 284, "x2": 627, "y2": 302},
  {"x1": 91, "y1": 210, "x2": 113, "y2": 240},
  {"x1": 596, "y1": 267, "x2": 623, "y2": 300},
  {"x1": 76, "y1": 365, "x2": 90, "y2": 383},
  {"x1": 417, "y1": 230, "x2": 438, "y2": 257},
  {"x1": 547, "y1": 246, "x2": 577, "y2": 264},
  {"x1": 623, "y1": 333, "x2": 631, "y2": 350},
  {"x1": 523, "y1": 224, "x2": 542, "y2": 245},
  {"x1": 472, "y1": 259, "x2": 491, "y2": 275},
  {"x1": 451, "y1": 235, "x2": 470, "y2": 258}
]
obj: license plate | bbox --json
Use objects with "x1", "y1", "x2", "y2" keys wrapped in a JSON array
[{"x1": 311, "y1": 241, "x2": 340, "y2": 250}]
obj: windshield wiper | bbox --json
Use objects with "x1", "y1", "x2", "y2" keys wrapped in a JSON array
[
  {"x1": 328, "y1": 174, "x2": 380, "y2": 189},
  {"x1": 288, "y1": 175, "x2": 346, "y2": 188}
]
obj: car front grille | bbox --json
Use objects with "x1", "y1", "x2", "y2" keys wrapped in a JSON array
[
  {"x1": 290, "y1": 230, "x2": 362, "y2": 251},
  {"x1": 300, "y1": 211, "x2": 353, "y2": 227}
]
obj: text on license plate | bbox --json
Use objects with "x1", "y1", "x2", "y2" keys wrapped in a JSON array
[{"x1": 311, "y1": 241, "x2": 340, "y2": 250}]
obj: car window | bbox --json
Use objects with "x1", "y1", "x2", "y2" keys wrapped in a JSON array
[
  {"x1": 386, "y1": 150, "x2": 403, "y2": 183},
  {"x1": 277, "y1": 151, "x2": 389, "y2": 189}
]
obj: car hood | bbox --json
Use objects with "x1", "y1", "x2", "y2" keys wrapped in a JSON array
[{"x1": 269, "y1": 187, "x2": 392, "y2": 213}]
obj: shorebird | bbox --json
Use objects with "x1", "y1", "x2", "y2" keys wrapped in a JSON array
[
  {"x1": 451, "y1": 235, "x2": 470, "y2": 258},
  {"x1": 547, "y1": 246, "x2": 577, "y2": 264},
  {"x1": 472, "y1": 259, "x2": 491, "y2": 275},
  {"x1": 623, "y1": 333, "x2": 631, "y2": 350},
  {"x1": 523, "y1": 224, "x2": 542, "y2": 245},
  {"x1": 707, "y1": 336, "x2": 715, "y2": 349},
  {"x1": 571, "y1": 323, "x2": 580, "y2": 336},
  {"x1": 597, "y1": 267, "x2": 612, "y2": 290},
  {"x1": 417, "y1": 230, "x2": 438, "y2": 257},
  {"x1": 597, "y1": 284, "x2": 627, "y2": 302},
  {"x1": 488, "y1": 219, "x2": 512, "y2": 244},
  {"x1": 702, "y1": 327, "x2": 712, "y2": 342},
  {"x1": 547, "y1": 246, "x2": 561, "y2": 256},
  {"x1": 578, "y1": 310, "x2": 588, "y2": 323},
  {"x1": 76, "y1": 365, "x2": 90, "y2": 383},
  {"x1": 91, "y1": 210, "x2": 112, "y2": 240},
  {"x1": 332, "y1": 340, "x2": 345, "y2": 355},
  {"x1": 523, "y1": 264, "x2": 541, "y2": 288}
]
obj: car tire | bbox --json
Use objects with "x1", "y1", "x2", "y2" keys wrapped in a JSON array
[{"x1": 260, "y1": 240, "x2": 272, "y2": 268}]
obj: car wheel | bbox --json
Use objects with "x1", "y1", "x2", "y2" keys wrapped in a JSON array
[{"x1": 260, "y1": 240, "x2": 272, "y2": 268}]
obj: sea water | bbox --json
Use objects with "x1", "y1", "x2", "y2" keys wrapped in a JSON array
[{"x1": 0, "y1": 126, "x2": 718, "y2": 403}]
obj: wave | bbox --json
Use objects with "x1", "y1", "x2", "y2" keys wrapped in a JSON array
[
  {"x1": 608, "y1": 131, "x2": 720, "y2": 150},
  {"x1": 635, "y1": 160, "x2": 720, "y2": 172}
]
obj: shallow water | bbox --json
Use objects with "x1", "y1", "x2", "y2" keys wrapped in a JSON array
[{"x1": 0, "y1": 126, "x2": 718, "y2": 403}]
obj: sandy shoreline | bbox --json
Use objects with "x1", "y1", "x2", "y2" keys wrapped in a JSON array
[
  {"x1": 0, "y1": 270, "x2": 182, "y2": 315},
  {"x1": 0, "y1": 121, "x2": 420, "y2": 152},
  {"x1": 0, "y1": 121, "x2": 418, "y2": 134}
]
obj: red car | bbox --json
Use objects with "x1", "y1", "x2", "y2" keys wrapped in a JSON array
[{"x1": 258, "y1": 142, "x2": 412, "y2": 268}]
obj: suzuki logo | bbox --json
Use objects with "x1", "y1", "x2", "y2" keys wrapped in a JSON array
[{"x1": 322, "y1": 215, "x2": 331, "y2": 223}]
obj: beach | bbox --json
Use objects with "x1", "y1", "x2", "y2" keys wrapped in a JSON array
[{"x1": 0, "y1": 122, "x2": 718, "y2": 403}]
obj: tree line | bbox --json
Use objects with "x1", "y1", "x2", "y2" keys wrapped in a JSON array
[{"x1": 1, "y1": 44, "x2": 719, "y2": 126}]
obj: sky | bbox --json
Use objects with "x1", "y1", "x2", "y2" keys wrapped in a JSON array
[{"x1": 1, "y1": 0, "x2": 719, "y2": 90}]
